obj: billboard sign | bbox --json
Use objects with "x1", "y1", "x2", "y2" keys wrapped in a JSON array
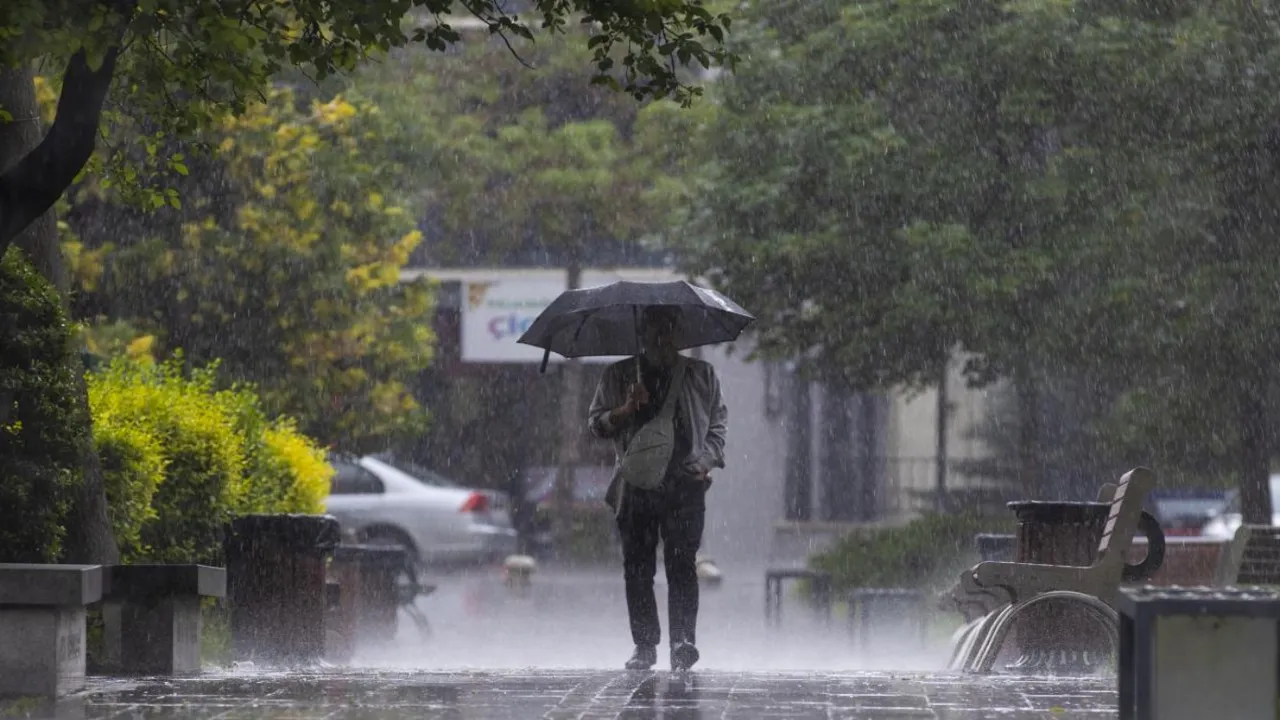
[{"x1": 461, "y1": 277, "x2": 623, "y2": 364}]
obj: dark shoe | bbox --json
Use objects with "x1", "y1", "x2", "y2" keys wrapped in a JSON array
[
  {"x1": 625, "y1": 645, "x2": 658, "y2": 670},
  {"x1": 671, "y1": 641, "x2": 700, "y2": 671}
]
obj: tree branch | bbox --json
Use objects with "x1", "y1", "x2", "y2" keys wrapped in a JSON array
[{"x1": 0, "y1": 46, "x2": 123, "y2": 254}]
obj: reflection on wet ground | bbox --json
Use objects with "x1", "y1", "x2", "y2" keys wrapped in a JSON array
[
  {"x1": 53, "y1": 668, "x2": 1115, "y2": 720},
  {"x1": 9, "y1": 567, "x2": 1119, "y2": 719}
]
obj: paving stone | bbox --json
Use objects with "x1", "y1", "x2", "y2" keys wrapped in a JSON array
[{"x1": 3, "y1": 669, "x2": 1118, "y2": 719}]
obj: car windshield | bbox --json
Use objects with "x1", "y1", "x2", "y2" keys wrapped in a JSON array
[{"x1": 369, "y1": 453, "x2": 462, "y2": 488}]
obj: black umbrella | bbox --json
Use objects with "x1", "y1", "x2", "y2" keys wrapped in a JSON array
[{"x1": 516, "y1": 280, "x2": 755, "y2": 372}]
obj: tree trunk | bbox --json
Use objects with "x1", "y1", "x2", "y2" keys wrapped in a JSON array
[
  {"x1": 0, "y1": 65, "x2": 119, "y2": 565},
  {"x1": 0, "y1": 46, "x2": 123, "y2": 254},
  {"x1": 1014, "y1": 363, "x2": 1042, "y2": 499},
  {"x1": 0, "y1": 68, "x2": 69, "y2": 288},
  {"x1": 1238, "y1": 368, "x2": 1273, "y2": 525},
  {"x1": 552, "y1": 259, "x2": 583, "y2": 558}
]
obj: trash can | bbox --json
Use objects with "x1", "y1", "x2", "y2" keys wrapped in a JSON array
[{"x1": 224, "y1": 514, "x2": 341, "y2": 665}]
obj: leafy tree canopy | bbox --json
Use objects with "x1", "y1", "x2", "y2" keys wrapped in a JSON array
[{"x1": 0, "y1": 0, "x2": 735, "y2": 251}]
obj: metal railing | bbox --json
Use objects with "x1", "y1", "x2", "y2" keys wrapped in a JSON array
[
  {"x1": 881, "y1": 455, "x2": 1022, "y2": 517},
  {"x1": 789, "y1": 455, "x2": 1021, "y2": 523}
]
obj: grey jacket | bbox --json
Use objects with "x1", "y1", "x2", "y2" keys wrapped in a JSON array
[{"x1": 588, "y1": 356, "x2": 728, "y2": 505}]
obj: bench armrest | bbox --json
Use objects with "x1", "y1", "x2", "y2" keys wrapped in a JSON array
[
  {"x1": 948, "y1": 567, "x2": 1012, "y2": 616},
  {"x1": 973, "y1": 560, "x2": 1101, "y2": 600}
]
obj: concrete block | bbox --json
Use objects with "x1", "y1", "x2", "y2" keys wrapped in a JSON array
[
  {"x1": 101, "y1": 565, "x2": 225, "y2": 676},
  {"x1": 0, "y1": 564, "x2": 101, "y2": 698},
  {"x1": 1118, "y1": 585, "x2": 1280, "y2": 720}
]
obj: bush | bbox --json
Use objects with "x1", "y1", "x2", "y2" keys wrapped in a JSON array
[
  {"x1": 0, "y1": 249, "x2": 86, "y2": 562},
  {"x1": 87, "y1": 356, "x2": 333, "y2": 564},
  {"x1": 534, "y1": 505, "x2": 619, "y2": 564},
  {"x1": 93, "y1": 421, "x2": 166, "y2": 556},
  {"x1": 89, "y1": 358, "x2": 245, "y2": 563},
  {"x1": 255, "y1": 423, "x2": 331, "y2": 514},
  {"x1": 216, "y1": 382, "x2": 331, "y2": 515},
  {"x1": 810, "y1": 512, "x2": 1017, "y2": 593}
]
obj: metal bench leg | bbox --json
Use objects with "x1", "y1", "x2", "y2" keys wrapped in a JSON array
[
  {"x1": 815, "y1": 578, "x2": 832, "y2": 624},
  {"x1": 776, "y1": 581, "x2": 784, "y2": 624},
  {"x1": 962, "y1": 602, "x2": 1020, "y2": 673},
  {"x1": 765, "y1": 578, "x2": 780, "y2": 625},
  {"x1": 946, "y1": 616, "x2": 984, "y2": 670},
  {"x1": 968, "y1": 591, "x2": 1119, "y2": 675},
  {"x1": 971, "y1": 600, "x2": 1115, "y2": 675},
  {"x1": 951, "y1": 606, "x2": 1008, "y2": 672}
]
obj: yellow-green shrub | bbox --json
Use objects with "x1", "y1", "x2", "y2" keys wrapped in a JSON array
[
  {"x1": 256, "y1": 423, "x2": 331, "y2": 514},
  {"x1": 88, "y1": 355, "x2": 334, "y2": 563},
  {"x1": 92, "y1": 421, "x2": 165, "y2": 556},
  {"x1": 217, "y1": 383, "x2": 331, "y2": 515},
  {"x1": 89, "y1": 358, "x2": 245, "y2": 563}
]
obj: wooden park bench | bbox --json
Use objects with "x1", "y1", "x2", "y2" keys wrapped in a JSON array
[
  {"x1": 1216, "y1": 524, "x2": 1280, "y2": 586},
  {"x1": 948, "y1": 468, "x2": 1158, "y2": 673},
  {"x1": 942, "y1": 483, "x2": 1119, "y2": 624},
  {"x1": 848, "y1": 588, "x2": 927, "y2": 652},
  {"x1": 951, "y1": 510, "x2": 1280, "y2": 676},
  {"x1": 764, "y1": 568, "x2": 833, "y2": 625}
]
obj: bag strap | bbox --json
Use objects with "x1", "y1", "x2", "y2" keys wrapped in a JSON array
[{"x1": 656, "y1": 358, "x2": 687, "y2": 421}]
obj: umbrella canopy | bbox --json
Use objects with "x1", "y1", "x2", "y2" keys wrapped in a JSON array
[{"x1": 517, "y1": 280, "x2": 755, "y2": 371}]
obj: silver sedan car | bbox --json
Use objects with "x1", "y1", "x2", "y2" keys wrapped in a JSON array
[{"x1": 324, "y1": 455, "x2": 518, "y2": 568}]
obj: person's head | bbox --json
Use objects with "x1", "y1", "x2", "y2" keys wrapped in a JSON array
[{"x1": 641, "y1": 306, "x2": 682, "y2": 365}]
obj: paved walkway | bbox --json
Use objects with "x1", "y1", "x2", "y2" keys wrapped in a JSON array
[
  {"x1": 363, "y1": 566, "x2": 943, "y2": 671},
  {"x1": 57, "y1": 669, "x2": 1116, "y2": 719},
  {"x1": 14, "y1": 568, "x2": 1119, "y2": 718}
]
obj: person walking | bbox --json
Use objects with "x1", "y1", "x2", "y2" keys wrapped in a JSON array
[{"x1": 587, "y1": 305, "x2": 728, "y2": 671}]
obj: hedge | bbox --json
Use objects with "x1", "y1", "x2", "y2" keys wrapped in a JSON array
[
  {"x1": 215, "y1": 378, "x2": 329, "y2": 516},
  {"x1": 0, "y1": 249, "x2": 85, "y2": 562},
  {"x1": 810, "y1": 511, "x2": 1017, "y2": 593},
  {"x1": 533, "y1": 505, "x2": 619, "y2": 564},
  {"x1": 88, "y1": 356, "x2": 332, "y2": 564}
]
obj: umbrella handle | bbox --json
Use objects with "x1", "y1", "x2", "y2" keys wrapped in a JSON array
[{"x1": 540, "y1": 347, "x2": 550, "y2": 374}]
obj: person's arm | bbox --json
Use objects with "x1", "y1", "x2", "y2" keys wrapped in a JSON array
[
  {"x1": 588, "y1": 365, "x2": 643, "y2": 439},
  {"x1": 687, "y1": 364, "x2": 727, "y2": 475}
]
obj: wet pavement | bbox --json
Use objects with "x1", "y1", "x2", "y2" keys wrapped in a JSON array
[
  {"x1": 9, "y1": 566, "x2": 1119, "y2": 718},
  {"x1": 53, "y1": 668, "x2": 1115, "y2": 719},
  {"x1": 362, "y1": 565, "x2": 945, "y2": 671}
]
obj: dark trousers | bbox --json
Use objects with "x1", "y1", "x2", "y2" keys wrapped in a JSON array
[{"x1": 617, "y1": 479, "x2": 707, "y2": 649}]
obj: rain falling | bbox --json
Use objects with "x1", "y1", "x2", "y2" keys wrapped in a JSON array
[{"x1": 0, "y1": 0, "x2": 1274, "y2": 717}]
